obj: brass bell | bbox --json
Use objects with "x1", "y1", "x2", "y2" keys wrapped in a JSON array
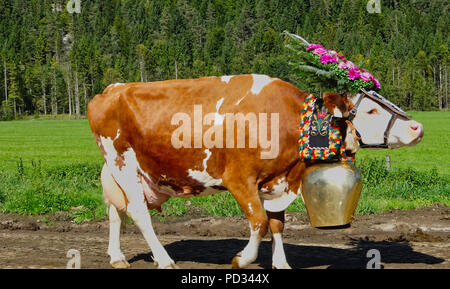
[{"x1": 301, "y1": 162, "x2": 362, "y2": 228}]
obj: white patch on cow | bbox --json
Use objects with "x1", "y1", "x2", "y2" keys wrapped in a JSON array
[
  {"x1": 100, "y1": 133, "x2": 142, "y2": 201},
  {"x1": 107, "y1": 205, "x2": 127, "y2": 266},
  {"x1": 263, "y1": 191, "x2": 298, "y2": 212},
  {"x1": 352, "y1": 97, "x2": 391, "y2": 146},
  {"x1": 260, "y1": 177, "x2": 299, "y2": 212},
  {"x1": 113, "y1": 129, "x2": 120, "y2": 141},
  {"x1": 214, "y1": 97, "x2": 225, "y2": 126},
  {"x1": 99, "y1": 134, "x2": 175, "y2": 268},
  {"x1": 107, "y1": 83, "x2": 125, "y2": 89},
  {"x1": 235, "y1": 224, "x2": 261, "y2": 268},
  {"x1": 333, "y1": 107, "x2": 343, "y2": 118},
  {"x1": 271, "y1": 233, "x2": 291, "y2": 269},
  {"x1": 187, "y1": 149, "x2": 223, "y2": 187},
  {"x1": 251, "y1": 74, "x2": 275, "y2": 95},
  {"x1": 235, "y1": 92, "x2": 250, "y2": 106},
  {"x1": 202, "y1": 149, "x2": 212, "y2": 171},
  {"x1": 221, "y1": 75, "x2": 234, "y2": 84},
  {"x1": 272, "y1": 177, "x2": 288, "y2": 193},
  {"x1": 248, "y1": 203, "x2": 253, "y2": 215}
]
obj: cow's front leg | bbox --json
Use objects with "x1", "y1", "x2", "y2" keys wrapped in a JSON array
[
  {"x1": 227, "y1": 183, "x2": 268, "y2": 268},
  {"x1": 267, "y1": 210, "x2": 291, "y2": 269}
]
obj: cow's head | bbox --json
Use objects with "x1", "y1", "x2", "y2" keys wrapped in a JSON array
[{"x1": 323, "y1": 91, "x2": 424, "y2": 153}]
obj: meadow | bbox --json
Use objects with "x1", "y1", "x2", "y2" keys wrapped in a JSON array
[{"x1": 0, "y1": 111, "x2": 448, "y2": 222}]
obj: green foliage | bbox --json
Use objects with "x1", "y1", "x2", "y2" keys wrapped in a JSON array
[
  {"x1": 0, "y1": 0, "x2": 448, "y2": 119},
  {"x1": 0, "y1": 160, "x2": 104, "y2": 221},
  {"x1": 354, "y1": 159, "x2": 449, "y2": 214},
  {"x1": 0, "y1": 115, "x2": 448, "y2": 221}
]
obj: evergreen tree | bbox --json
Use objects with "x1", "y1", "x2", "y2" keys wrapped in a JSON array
[{"x1": 0, "y1": 0, "x2": 447, "y2": 119}]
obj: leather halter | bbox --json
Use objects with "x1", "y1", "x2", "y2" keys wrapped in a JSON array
[{"x1": 346, "y1": 89, "x2": 411, "y2": 149}]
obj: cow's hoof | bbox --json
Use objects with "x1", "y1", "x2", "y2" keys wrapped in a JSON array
[
  {"x1": 110, "y1": 260, "x2": 131, "y2": 269},
  {"x1": 231, "y1": 252, "x2": 248, "y2": 269},
  {"x1": 154, "y1": 260, "x2": 179, "y2": 269},
  {"x1": 272, "y1": 263, "x2": 292, "y2": 269},
  {"x1": 158, "y1": 262, "x2": 179, "y2": 269},
  {"x1": 231, "y1": 256, "x2": 240, "y2": 269},
  {"x1": 161, "y1": 263, "x2": 180, "y2": 269}
]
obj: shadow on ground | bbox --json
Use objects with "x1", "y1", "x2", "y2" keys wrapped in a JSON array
[{"x1": 128, "y1": 238, "x2": 445, "y2": 269}]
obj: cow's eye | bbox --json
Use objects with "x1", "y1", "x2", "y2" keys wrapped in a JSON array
[{"x1": 367, "y1": 108, "x2": 378, "y2": 115}]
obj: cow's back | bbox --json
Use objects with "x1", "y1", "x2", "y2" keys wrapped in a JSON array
[{"x1": 88, "y1": 75, "x2": 307, "y2": 205}]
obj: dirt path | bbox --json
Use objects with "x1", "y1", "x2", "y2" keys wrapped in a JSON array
[{"x1": 0, "y1": 205, "x2": 449, "y2": 269}]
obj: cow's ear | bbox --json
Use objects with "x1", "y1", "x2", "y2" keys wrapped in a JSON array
[{"x1": 323, "y1": 92, "x2": 349, "y2": 118}]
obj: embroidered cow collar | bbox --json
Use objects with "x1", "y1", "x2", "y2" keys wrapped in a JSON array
[{"x1": 299, "y1": 94, "x2": 354, "y2": 162}]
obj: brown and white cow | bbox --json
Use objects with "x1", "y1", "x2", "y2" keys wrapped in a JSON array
[{"x1": 87, "y1": 74, "x2": 423, "y2": 269}]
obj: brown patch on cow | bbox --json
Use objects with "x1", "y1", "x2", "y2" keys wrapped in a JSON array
[
  {"x1": 267, "y1": 211, "x2": 285, "y2": 234},
  {"x1": 323, "y1": 92, "x2": 349, "y2": 115},
  {"x1": 286, "y1": 160, "x2": 305, "y2": 194},
  {"x1": 94, "y1": 134, "x2": 107, "y2": 157},
  {"x1": 343, "y1": 93, "x2": 354, "y2": 111},
  {"x1": 114, "y1": 154, "x2": 126, "y2": 170}
]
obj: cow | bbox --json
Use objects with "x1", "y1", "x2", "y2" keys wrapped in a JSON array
[{"x1": 87, "y1": 74, "x2": 423, "y2": 269}]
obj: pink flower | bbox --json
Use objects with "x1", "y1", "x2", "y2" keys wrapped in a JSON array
[
  {"x1": 338, "y1": 62, "x2": 348, "y2": 69},
  {"x1": 360, "y1": 72, "x2": 373, "y2": 82},
  {"x1": 348, "y1": 68, "x2": 360, "y2": 80},
  {"x1": 346, "y1": 61, "x2": 356, "y2": 69},
  {"x1": 337, "y1": 54, "x2": 346, "y2": 60},
  {"x1": 328, "y1": 50, "x2": 338, "y2": 56},
  {"x1": 368, "y1": 75, "x2": 381, "y2": 89},
  {"x1": 306, "y1": 44, "x2": 323, "y2": 52},
  {"x1": 313, "y1": 48, "x2": 328, "y2": 55},
  {"x1": 320, "y1": 54, "x2": 338, "y2": 64},
  {"x1": 373, "y1": 78, "x2": 381, "y2": 89}
]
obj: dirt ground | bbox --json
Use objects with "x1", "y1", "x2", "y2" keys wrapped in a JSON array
[{"x1": 0, "y1": 205, "x2": 449, "y2": 269}]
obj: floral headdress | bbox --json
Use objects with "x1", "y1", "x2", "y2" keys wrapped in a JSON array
[{"x1": 284, "y1": 32, "x2": 380, "y2": 93}]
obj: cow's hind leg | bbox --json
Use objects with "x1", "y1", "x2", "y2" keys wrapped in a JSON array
[
  {"x1": 107, "y1": 204, "x2": 130, "y2": 268},
  {"x1": 225, "y1": 181, "x2": 268, "y2": 268},
  {"x1": 101, "y1": 164, "x2": 129, "y2": 268},
  {"x1": 102, "y1": 163, "x2": 176, "y2": 269},
  {"x1": 267, "y1": 210, "x2": 291, "y2": 269},
  {"x1": 126, "y1": 199, "x2": 178, "y2": 269}
]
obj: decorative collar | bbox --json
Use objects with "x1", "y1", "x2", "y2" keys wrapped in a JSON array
[{"x1": 299, "y1": 94, "x2": 354, "y2": 162}]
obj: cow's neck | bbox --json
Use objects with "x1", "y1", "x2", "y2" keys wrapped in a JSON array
[{"x1": 343, "y1": 94, "x2": 362, "y2": 154}]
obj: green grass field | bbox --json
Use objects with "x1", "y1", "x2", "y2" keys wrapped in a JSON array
[{"x1": 0, "y1": 111, "x2": 448, "y2": 222}]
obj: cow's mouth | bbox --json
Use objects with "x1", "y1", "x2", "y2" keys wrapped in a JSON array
[
  {"x1": 409, "y1": 134, "x2": 424, "y2": 146},
  {"x1": 408, "y1": 124, "x2": 424, "y2": 146}
]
